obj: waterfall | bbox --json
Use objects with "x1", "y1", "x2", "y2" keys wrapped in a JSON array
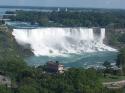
[{"x1": 12, "y1": 27, "x2": 116, "y2": 56}]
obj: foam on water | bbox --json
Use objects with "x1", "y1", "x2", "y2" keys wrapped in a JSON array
[{"x1": 12, "y1": 27, "x2": 116, "y2": 56}]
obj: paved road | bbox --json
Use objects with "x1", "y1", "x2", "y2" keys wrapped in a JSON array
[{"x1": 103, "y1": 80, "x2": 125, "y2": 89}]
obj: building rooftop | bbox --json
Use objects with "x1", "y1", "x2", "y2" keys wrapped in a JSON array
[{"x1": 47, "y1": 61, "x2": 63, "y2": 66}]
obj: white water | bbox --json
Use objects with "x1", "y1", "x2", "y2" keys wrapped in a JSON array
[{"x1": 12, "y1": 28, "x2": 116, "y2": 56}]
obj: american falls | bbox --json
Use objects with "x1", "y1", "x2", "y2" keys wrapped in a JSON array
[{"x1": 12, "y1": 28, "x2": 116, "y2": 56}]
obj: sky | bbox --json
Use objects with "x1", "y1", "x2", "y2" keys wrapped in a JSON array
[{"x1": 0, "y1": 0, "x2": 124, "y2": 9}]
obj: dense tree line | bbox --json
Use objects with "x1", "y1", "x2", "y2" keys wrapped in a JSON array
[
  {"x1": 117, "y1": 48, "x2": 125, "y2": 75},
  {"x1": 0, "y1": 60, "x2": 124, "y2": 93},
  {"x1": 5, "y1": 10, "x2": 125, "y2": 28}
]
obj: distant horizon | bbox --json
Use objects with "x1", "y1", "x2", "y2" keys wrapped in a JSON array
[
  {"x1": 0, "y1": 5, "x2": 125, "y2": 10},
  {"x1": 0, "y1": 0, "x2": 124, "y2": 10}
]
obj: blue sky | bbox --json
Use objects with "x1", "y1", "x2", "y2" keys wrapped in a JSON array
[{"x1": 0, "y1": 0, "x2": 124, "y2": 9}]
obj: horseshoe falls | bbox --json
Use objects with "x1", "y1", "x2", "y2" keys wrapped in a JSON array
[{"x1": 12, "y1": 28, "x2": 117, "y2": 68}]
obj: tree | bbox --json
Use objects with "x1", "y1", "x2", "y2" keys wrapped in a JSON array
[
  {"x1": 116, "y1": 48, "x2": 125, "y2": 75},
  {"x1": 103, "y1": 61, "x2": 111, "y2": 69},
  {"x1": 38, "y1": 16, "x2": 49, "y2": 26},
  {"x1": 103, "y1": 61, "x2": 111, "y2": 76},
  {"x1": 0, "y1": 85, "x2": 12, "y2": 93},
  {"x1": 18, "y1": 85, "x2": 38, "y2": 93},
  {"x1": 0, "y1": 20, "x2": 5, "y2": 25}
]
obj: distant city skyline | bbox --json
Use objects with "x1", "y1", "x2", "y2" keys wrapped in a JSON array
[{"x1": 0, "y1": 0, "x2": 124, "y2": 9}]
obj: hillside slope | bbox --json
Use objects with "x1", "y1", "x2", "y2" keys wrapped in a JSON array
[{"x1": 0, "y1": 25, "x2": 33, "y2": 62}]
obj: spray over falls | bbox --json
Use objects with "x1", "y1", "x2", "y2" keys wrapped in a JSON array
[{"x1": 12, "y1": 28, "x2": 116, "y2": 56}]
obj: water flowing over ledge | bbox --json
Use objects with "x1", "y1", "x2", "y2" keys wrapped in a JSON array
[{"x1": 12, "y1": 27, "x2": 116, "y2": 56}]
